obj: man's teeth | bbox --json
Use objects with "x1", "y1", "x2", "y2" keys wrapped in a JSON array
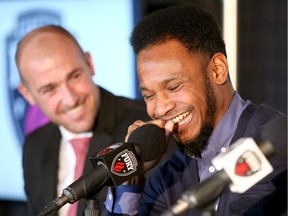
[
  {"x1": 67, "y1": 106, "x2": 82, "y2": 115},
  {"x1": 172, "y1": 112, "x2": 191, "y2": 124}
]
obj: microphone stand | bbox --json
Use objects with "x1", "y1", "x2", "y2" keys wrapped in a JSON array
[
  {"x1": 85, "y1": 198, "x2": 100, "y2": 216},
  {"x1": 200, "y1": 203, "x2": 216, "y2": 216},
  {"x1": 201, "y1": 211, "x2": 215, "y2": 216}
]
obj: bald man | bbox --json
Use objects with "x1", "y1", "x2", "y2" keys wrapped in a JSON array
[{"x1": 16, "y1": 25, "x2": 150, "y2": 216}]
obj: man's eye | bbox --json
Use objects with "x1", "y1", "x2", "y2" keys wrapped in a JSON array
[
  {"x1": 41, "y1": 86, "x2": 54, "y2": 95},
  {"x1": 168, "y1": 84, "x2": 181, "y2": 92},
  {"x1": 143, "y1": 94, "x2": 155, "y2": 100},
  {"x1": 72, "y1": 72, "x2": 81, "y2": 79}
]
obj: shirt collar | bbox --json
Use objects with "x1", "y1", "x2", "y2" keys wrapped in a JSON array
[
  {"x1": 59, "y1": 125, "x2": 93, "y2": 142},
  {"x1": 200, "y1": 92, "x2": 250, "y2": 160}
]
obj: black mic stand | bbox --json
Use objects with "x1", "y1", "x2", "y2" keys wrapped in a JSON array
[
  {"x1": 200, "y1": 202, "x2": 216, "y2": 216},
  {"x1": 84, "y1": 198, "x2": 100, "y2": 216}
]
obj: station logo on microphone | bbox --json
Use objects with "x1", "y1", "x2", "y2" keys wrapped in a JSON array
[{"x1": 111, "y1": 149, "x2": 139, "y2": 176}]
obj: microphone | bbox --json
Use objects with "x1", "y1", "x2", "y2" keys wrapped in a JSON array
[
  {"x1": 39, "y1": 124, "x2": 166, "y2": 216},
  {"x1": 89, "y1": 123, "x2": 167, "y2": 186},
  {"x1": 161, "y1": 137, "x2": 275, "y2": 216}
]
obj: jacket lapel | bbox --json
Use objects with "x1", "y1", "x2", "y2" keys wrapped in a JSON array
[{"x1": 39, "y1": 124, "x2": 61, "y2": 216}]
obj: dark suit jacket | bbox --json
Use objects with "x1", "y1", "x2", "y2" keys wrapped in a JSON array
[
  {"x1": 136, "y1": 103, "x2": 287, "y2": 216},
  {"x1": 22, "y1": 87, "x2": 151, "y2": 216}
]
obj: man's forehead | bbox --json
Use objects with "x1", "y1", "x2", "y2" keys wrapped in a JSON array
[{"x1": 22, "y1": 30, "x2": 65, "y2": 49}]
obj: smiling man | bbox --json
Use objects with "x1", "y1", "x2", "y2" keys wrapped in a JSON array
[
  {"x1": 17, "y1": 27, "x2": 99, "y2": 134},
  {"x1": 137, "y1": 40, "x2": 222, "y2": 157},
  {"x1": 103, "y1": 4, "x2": 287, "y2": 216},
  {"x1": 15, "y1": 25, "x2": 150, "y2": 216}
]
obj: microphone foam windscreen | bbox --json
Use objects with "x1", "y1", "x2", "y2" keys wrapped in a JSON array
[{"x1": 128, "y1": 124, "x2": 167, "y2": 162}]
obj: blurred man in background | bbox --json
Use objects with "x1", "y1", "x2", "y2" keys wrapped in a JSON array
[{"x1": 15, "y1": 25, "x2": 150, "y2": 216}]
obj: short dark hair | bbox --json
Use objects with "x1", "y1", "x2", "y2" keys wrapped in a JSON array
[{"x1": 130, "y1": 4, "x2": 226, "y2": 58}]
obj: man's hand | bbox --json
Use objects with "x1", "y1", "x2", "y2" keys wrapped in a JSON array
[{"x1": 123, "y1": 119, "x2": 175, "y2": 184}]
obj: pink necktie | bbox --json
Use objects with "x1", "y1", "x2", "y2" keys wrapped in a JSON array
[{"x1": 68, "y1": 137, "x2": 91, "y2": 216}]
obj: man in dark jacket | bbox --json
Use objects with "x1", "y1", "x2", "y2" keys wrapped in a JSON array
[
  {"x1": 103, "y1": 4, "x2": 287, "y2": 216},
  {"x1": 16, "y1": 25, "x2": 151, "y2": 216}
]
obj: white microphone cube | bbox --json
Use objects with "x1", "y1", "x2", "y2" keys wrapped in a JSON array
[{"x1": 212, "y1": 137, "x2": 273, "y2": 193}]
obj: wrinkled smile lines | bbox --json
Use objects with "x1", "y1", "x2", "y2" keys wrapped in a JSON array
[{"x1": 172, "y1": 111, "x2": 191, "y2": 126}]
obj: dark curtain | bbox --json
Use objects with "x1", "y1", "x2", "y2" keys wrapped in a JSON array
[{"x1": 237, "y1": 0, "x2": 287, "y2": 114}]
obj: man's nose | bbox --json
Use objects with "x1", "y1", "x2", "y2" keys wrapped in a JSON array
[
  {"x1": 60, "y1": 84, "x2": 77, "y2": 106},
  {"x1": 154, "y1": 93, "x2": 175, "y2": 118}
]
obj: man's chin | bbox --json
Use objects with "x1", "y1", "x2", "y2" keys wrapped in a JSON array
[
  {"x1": 173, "y1": 130, "x2": 198, "y2": 145},
  {"x1": 182, "y1": 123, "x2": 213, "y2": 157},
  {"x1": 64, "y1": 123, "x2": 92, "y2": 133}
]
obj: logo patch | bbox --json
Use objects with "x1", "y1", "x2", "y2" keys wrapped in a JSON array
[
  {"x1": 111, "y1": 149, "x2": 138, "y2": 176},
  {"x1": 235, "y1": 150, "x2": 261, "y2": 176}
]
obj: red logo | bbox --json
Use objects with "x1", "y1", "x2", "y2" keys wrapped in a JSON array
[
  {"x1": 111, "y1": 149, "x2": 138, "y2": 176},
  {"x1": 97, "y1": 143, "x2": 123, "y2": 156},
  {"x1": 113, "y1": 162, "x2": 126, "y2": 172},
  {"x1": 235, "y1": 150, "x2": 261, "y2": 176}
]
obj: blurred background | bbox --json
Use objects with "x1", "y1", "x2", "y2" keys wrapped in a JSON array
[{"x1": 0, "y1": 0, "x2": 286, "y2": 215}]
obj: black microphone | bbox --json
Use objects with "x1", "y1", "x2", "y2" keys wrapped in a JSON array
[
  {"x1": 89, "y1": 124, "x2": 167, "y2": 186},
  {"x1": 39, "y1": 124, "x2": 166, "y2": 216},
  {"x1": 161, "y1": 138, "x2": 276, "y2": 216}
]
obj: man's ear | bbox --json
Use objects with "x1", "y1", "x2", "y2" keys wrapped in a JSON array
[
  {"x1": 18, "y1": 83, "x2": 36, "y2": 105},
  {"x1": 210, "y1": 53, "x2": 229, "y2": 85},
  {"x1": 84, "y1": 52, "x2": 95, "y2": 76}
]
